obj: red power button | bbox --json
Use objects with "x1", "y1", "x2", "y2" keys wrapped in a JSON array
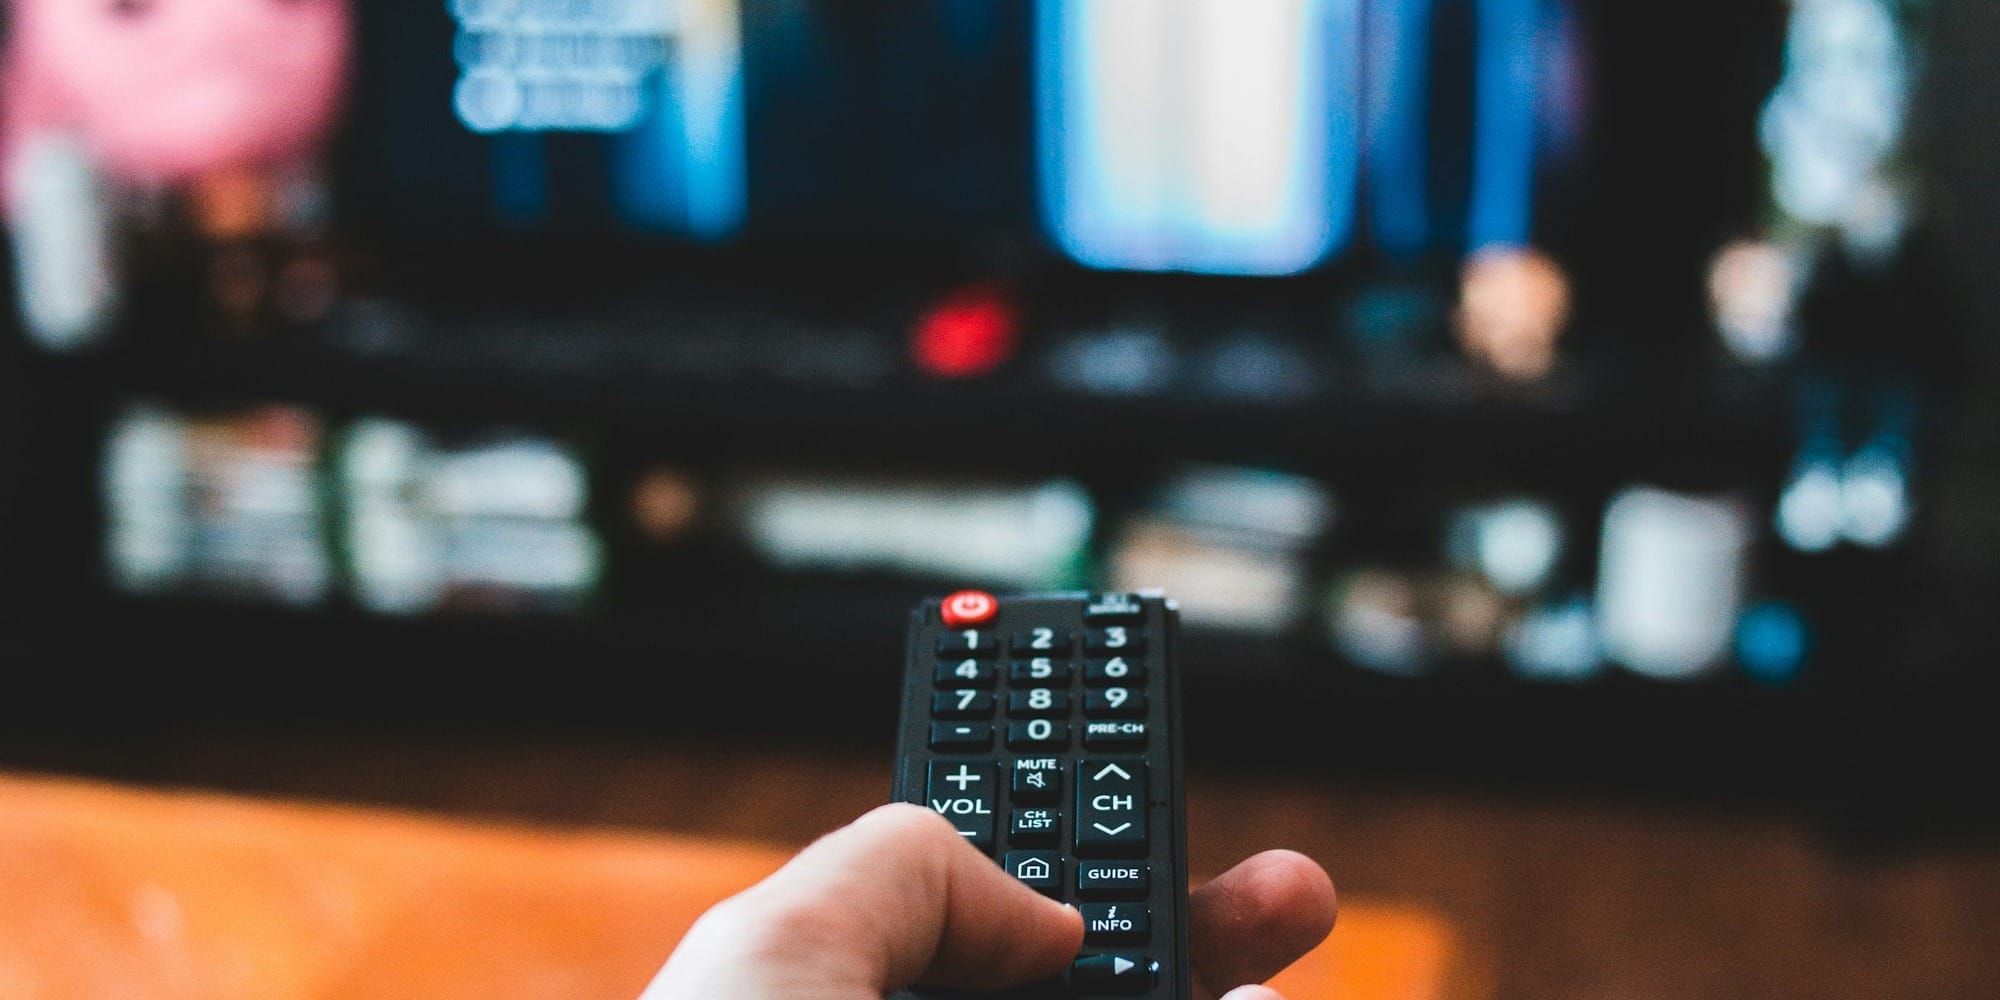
[{"x1": 940, "y1": 590, "x2": 998, "y2": 628}]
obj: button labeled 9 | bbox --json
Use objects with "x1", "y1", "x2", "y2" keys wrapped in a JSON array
[{"x1": 1086, "y1": 687, "x2": 1146, "y2": 717}]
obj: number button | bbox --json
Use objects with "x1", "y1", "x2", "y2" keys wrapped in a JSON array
[
  {"x1": 932, "y1": 690, "x2": 996, "y2": 718},
  {"x1": 1010, "y1": 627, "x2": 1071, "y2": 655},
  {"x1": 1009, "y1": 658, "x2": 1074, "y2": 684},
  {"x1": 1085, "y1": 657, "x2": 1146, "y2": 685},
  {"x1": 1086, "y1": 687, "x2": 1145, "y2": 717},
  {"x1": 935, "y1": 659, "x2": 996, "y2": 687},
  {"x1": 1008, "y1": 688, "x2": 1071, "y2": 717},
  {"x1": 935, "y1": 631, "x2": 999, "y2": 658},
  {"x1": 1006, "y1": 719, "x2": 1069, "y2": 750},
  {"x1": 1084, "y1": 627, "x2": 1145, "y2": 654}
]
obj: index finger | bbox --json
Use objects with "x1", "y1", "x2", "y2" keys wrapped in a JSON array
[{"x1": 642, "y1": 804, "x2": 1083, "y2": 998}]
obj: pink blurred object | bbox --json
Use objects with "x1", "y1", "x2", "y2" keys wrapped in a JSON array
[{"x1": 1, "y1": 0, "x2": 352, "y2": 194}]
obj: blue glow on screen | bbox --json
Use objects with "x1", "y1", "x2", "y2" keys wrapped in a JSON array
[
  {"x1": 1736, "y1": 602, "x2": 1809, "y2": 685},
  {"x1": 1035, "y1": 0, "x2": 1361, "y2": 276},
  {"x1": 1365, "y1": 0, "x2": 1434, "y2": 256},
  {"x1": 613, "y1": 40, "x2": 747, "y2": 240},
  {"x1": 1367, "y1": 0, "x2": 1547, "y2": 257},
  {"x1": 454, "y1": 4, "x2": 746, "y2": 240},
  {"x1": 1467, "y1": 0, "x2": 1540, "y2": 250}
]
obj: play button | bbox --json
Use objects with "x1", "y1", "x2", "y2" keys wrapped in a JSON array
[{"x1": 1071, "y1": 953, "x2": 1157, "y2": 992}]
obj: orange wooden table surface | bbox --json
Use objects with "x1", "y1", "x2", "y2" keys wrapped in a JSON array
[{"x1": 0, "y1": 772, "x2": 1469, "y2": 1000}]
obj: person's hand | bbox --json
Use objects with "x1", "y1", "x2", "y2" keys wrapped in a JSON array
[{"x1": 640, "y1": 803, "x2": 1336, "y2": 1000}]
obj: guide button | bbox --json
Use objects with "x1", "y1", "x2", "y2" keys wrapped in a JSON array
[{"x1": 1077, "y1": 861, "x2": 1150, "y2": 899}]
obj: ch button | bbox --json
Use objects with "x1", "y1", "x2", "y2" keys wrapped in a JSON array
[{"x1": 1076, "y1": 759, "x2": 1147, "y2": 856}]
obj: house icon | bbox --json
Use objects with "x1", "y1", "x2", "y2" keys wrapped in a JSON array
[{"x1": 1014, "y1": 857, "x2": 1052, "y2": 881}]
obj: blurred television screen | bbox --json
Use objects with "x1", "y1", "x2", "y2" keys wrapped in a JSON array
[{"x1": 0, "y1": 0, "x2": 1989, "y2": 815}]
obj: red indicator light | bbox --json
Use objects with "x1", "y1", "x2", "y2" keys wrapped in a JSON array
[{"x1": 911, "y1": 285, "x2": 1018, "y2": 379}]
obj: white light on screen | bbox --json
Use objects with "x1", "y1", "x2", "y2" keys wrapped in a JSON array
[
  {"x1": 1504, "y1": 596, "x2": 1599, "y2": 682},
  {"x1": 1449, "y1": 498, "x2": 1562, "y2": 596},
  {"x1": 1597, "y1": 488, "x2": 1751, "y2": 681},
  {"x1": 1839, "y1": 447, "x2": 1910, "y2": 549},
  {"x1": 1759, "y1": 0, "x2": 1913, "y2": 248},
  {"x1": 734, "y1": 477, "x2": 1094, "y2": 590},
  {"x1": 1036, "y1": 0, "x2": 1360, "y2": 275},
  {"x1": 5, "y1": 134, "x2": 115, "y2": 351},
  {"x1": 1777, "y1": 454, "x2": 1844, "y2": 554},
  {"x1": 102, "y1": 406, "x2": 192, "y2": 593},
  {"x1": 339, "y1": 420, "x2": 602, "y2": 615}
]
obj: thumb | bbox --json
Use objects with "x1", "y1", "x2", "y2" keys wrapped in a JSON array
[{"x1": 641, "y1": 804, "x2": 1083, "y2": 999}]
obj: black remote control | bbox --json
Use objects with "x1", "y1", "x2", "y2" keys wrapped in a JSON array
[{"x1": 891, "y1": 590, "x2": 1191, "y2": 1000}]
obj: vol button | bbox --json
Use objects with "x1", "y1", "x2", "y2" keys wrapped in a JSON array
[{"x1": 925, "y1": 761, "x2": 996, "y2": 851}]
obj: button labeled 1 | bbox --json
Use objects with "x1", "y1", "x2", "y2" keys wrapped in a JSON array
[{"x1": 1076, "y1": 759, "x2": 1147, "y2": 855}]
